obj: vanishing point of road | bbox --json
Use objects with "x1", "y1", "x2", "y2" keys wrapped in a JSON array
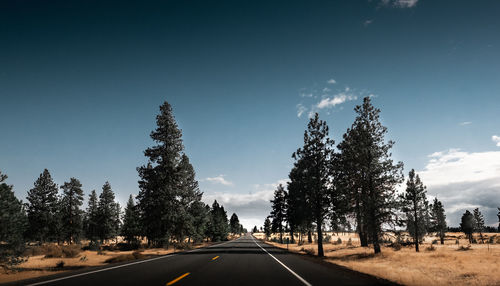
[{"x1": 13, "y1": 234, "x2": 396, "y2": 286}]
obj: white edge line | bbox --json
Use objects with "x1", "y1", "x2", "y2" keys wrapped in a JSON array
[
  {"x1": 27, "y1": 238, "x2": 240, "y2": 286},
  {"x1": 251, "y1": 235, "x2": 312, "y2": 286}
]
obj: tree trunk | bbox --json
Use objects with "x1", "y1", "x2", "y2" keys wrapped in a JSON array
[
  {"x1": 316, "y1": 222, "x2": 324, "y2": 257},
  {"x1": 414, "y1": 207, "x2": 419, "y2": 252},
  {"x1": 290, "y1": 229, "x2": 295, "y2": 244},
  {"x1": 440, "y1": 233, "x2": 444, "y2": 245},
  {"x1": 307, "y1": 230, "x2": 312, "y2": 243}
]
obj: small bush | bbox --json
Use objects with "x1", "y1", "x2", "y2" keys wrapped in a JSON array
[
  {"x1": 300, "y1": 247, "x2": 315, "y2": 256},
  {"x1": 333, "y1": 238, "x2": 342, "y2": 245},
  {"x1": 44, "y1": 245, "x2": 63, "y2": 258},
  {"x1": 61, "y1": 245, "x2": 81, "y2": 258},
  {"x1": 297, "y1": 240, "x2": 304, "y2": 246},
  {"x1": 174, "y1": 242, "x2": 193, "y2": 250},
  {"x1": 426, "y1": 245, "x2": 436, "y2": 251},
  {"x1": 324, "y1": 235, "x2": 331, "y2": 243},
  {"x1": 79, "y1": 255, "x2": 88, "y2": 262},
  {"x1": 432, "y1": 239, "x2": 438, "y2": 245},
  {"x1": 55, "y1": 261, "x2": 65, "y2": 268},
  {"x1": 83, "y1": 241, "x2": 101, "y2": 251},
  {"x1": 104, "y1": 251, "x2": 144, "y2": 264},
  {"x1": 457, "y1": 245, "x2": 472, "y2": 251},
  {"x1": 455, "y1": 239, "x2": 460, "y2": 245},
  {"x1": 392, "y1": 242, "x2": 402, "y2": 251},
  {"x1": 346, "y1": 238, "x2": 353, "y2": 247}
]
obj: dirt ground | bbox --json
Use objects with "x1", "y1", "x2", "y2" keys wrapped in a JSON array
[
  {"x1": 255, "y1": 232, "x2": 500, "y2": 286},
  {"x1": 0, "y1": 243, "x2": 211, "y2": 284}
]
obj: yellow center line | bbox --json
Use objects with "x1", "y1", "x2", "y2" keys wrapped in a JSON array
[
  {"x1": 211, "y1": 256, "x2": 219, "y2": 261},
  {"x1": 166, "y1": 272, "x2": 190, "y2": 285}
]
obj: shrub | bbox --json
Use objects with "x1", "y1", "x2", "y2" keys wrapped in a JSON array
[
  {"x1": 55, "y1": 261, "x2": 65, "y2": 268},
  {"x1": 324, "y1": 235, "x2": 331, "y2": 243},
  {"x1": 432, "y1": 239, "x2": 438, "y2": 245},
  {"x1": 426, "y1": 245, "x2": 436, "y2": 251},
  {"x1": 79, "y1": 255, "x2": 88, "y2": 262},
  {"x1": 297, "y1": 240, "x2": 304, "y2": 246},
  {"x1": 346, "y1": 238, "x2": 353, "y2": 247},
  {"x1": 333, "y1": 238, "x2": 342, "y2": 245},
  {"x1": 44, "y1": 245, "x2": 63, "y2": 258},
  {"x1": 457, "y1": 245, "x2": 472, "y2": 251},
  {"x1": 455, "y1": 239, "x2": 460, "y2": 245},
  {"x1": 61, "y1": 245, "x2": 81, "y2": 258},
  {"x1": 104, "y1": 251, "x2": 144, "y2": 263},
  {"x1": 392, "y1": 242, "x2": 402, "y2": 251}
]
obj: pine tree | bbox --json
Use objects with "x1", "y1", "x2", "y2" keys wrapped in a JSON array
[
  {"x1": 252, "y1": 226, "x2": 258, "y2": 233},
  {"x1": 113, "y1": 202, "x2": 122, "y2": 243},
  {"x1": 287, "y1": 161, "x2": 313, "y2": 244},
  {"x1": 270, "y1": 184, "x2": 287, "y2": 244},
  {"x1": 121, "y1": 195, "x2": 141, "y2": 244},
  {"x1": 26, "y1": 169, "x2": 59, "y2": 243},
  {"x1": 97, "y1": 182, "x2": 118, "y2": 243},
  {"x1": 291, "y1": 113, "x2": 336, "y2": 257},
  {"x1": 172, "y1": 154, "x2": 203, "y2": 243},
  {"x1": 263, "y1": 217, "x2": 272, "y2": 240},
  {"x1": 59, "y1": 178, "x2": 84, "y2": 244},
  {"x1": 473, "y1": 208, "x2": 485, "y2": 243},
  {"x1": 229, "y1": 213, "x2": 241, "y2": 235},
  {"x1": 137, "y1": 102, "x2": 188, "y2": 247},
  {"x1": 498, "y1": 207, "x2": 500, "y2": 232},
  {"x1": 84, "y1": 190, "x2": 100, "y2": 243},
  {"x1": 399, "y1": 169, "x2": 428, "y2": 252},
  {"x1": 460, "y1": 210, "x2": 474, "y2": 243},
  {"x1": 429, "y1": 198, "x2": 447, "y2": 244},
  {"x1": 208, "y1": 200, "x2": 229, "y2": 242},
  {"x1": 337, "y1": 97, "x2": 403, "y2": 254},
  {"x1": 187, "y1": 200, "x2": 210, "y2": 243},
  {"x1": 0, "y1": 171, "x2": 27, "y2": 265}
]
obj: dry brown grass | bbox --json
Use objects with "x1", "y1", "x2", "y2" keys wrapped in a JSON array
[
  {"x1": 262, "y1": 232, "x2": 500, "y2": 286},
  {"x1": 0, "y1": 242, "x2": 212, "y2": 284}
]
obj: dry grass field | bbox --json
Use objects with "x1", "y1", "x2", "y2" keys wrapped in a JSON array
[
  {"x1": 256, "y1": 232, "x2": 500, "y2": 286},
  {"x1": 0, "y1": 242, "x2": 212, "y2": 284}
]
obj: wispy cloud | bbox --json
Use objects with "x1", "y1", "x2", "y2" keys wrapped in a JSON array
[
  {"x1": 380, "y1": 0, "x2": 418, "y2": 8},
  {"x1": 205, "y1": 175, "x2": 233, "y2": 186},
  {"x1": 327, "y1": 79, "x2": 336, "y2": 84},
  {"x1": 364, "y1": 19, "x2": 373, "y2": 26},
  {"x1": 296, "y1": 104, "x2": 307, "y2": 118},
  {"x1": 459, "y1": 121, "x2": 472, "y2": 126},
  {"x1": 492, "y1": 135, "x2": 500, "y2": 147},
  {"x1": 300, "y1": 93, "x2": 313, "y2": 98},
  {"x1": 316, "y1": 93, "x2": 357, "y2": 109}
]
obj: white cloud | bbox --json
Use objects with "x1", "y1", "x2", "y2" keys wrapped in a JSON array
[
  {"x1": 300, "y1": 93, "x2": 313, "y2": 98},
  {"x1": 492, "y1": 135, "x2": 500, "y2": 147},
  {"x1": 364, "y1": 19, "x2": 373, "y2": 26},
  {"x1": 322, "y1": 87, "x2": 331, "y2": 92},
  {"x1": 459, "y1": 121, "x2": 472, "y2": 126},
  {"x1": 296, "y1": 104, "x2": 307, "y2": 118},
  {"x1": 316, "y1": 93, "x2": 357, "y2": 109},
  {"x1": 327, "y1": 79, "x2": 336, "y2": 84},
  {"x1": 202, "y1": 179, "x2": 288, "y2": 230},
  {"x1": 380, "y1": 0, "x2": 418, "y2": 8},
  {"x1": 205, "y1": 175, "x2": 233, "y2": 186},
  {"x1": 416, "y1": 149, "x2": 500, "y2": 226}
]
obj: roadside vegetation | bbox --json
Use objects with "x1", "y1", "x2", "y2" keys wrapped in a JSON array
[
  {"x1": 0, "y1": 101, "x2": 245, "y2": 283},
  {"x1": 255, "y1": 231, "x2": 500, "y2": 286}
]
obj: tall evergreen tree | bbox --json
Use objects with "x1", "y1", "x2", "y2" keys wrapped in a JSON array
[
  {"x1": 172, "y1": 154, "x2": 203, "y2": 243},
  {"x1": 337, "y1": 97, "x2": 403, "y2": 254},
  {"x1": 429, "y1": 197, "x2": 447, "y2": 244},
  {"x1": 137, "y1": 102, "x2": 189, "y2": 246},
  {"x1": 473, "y1": 208, "x2": 485, "y2": 243},
  {"x1": 291, "y1": 113, "x2": 336, "y2": 257},
  {"x1": 498, "y1": 207, "x2": 500, "y2": 232},
  {"x1": 84, "y1": 190, "x2": 100, "y2": 243},
  {"x1": 0, "y1": 171, "x2": 27, "y2": 265},
  {"x1": 460, "y1": 210, "x2": 475, "y2": 243},
  {"x1": 252, "y1": 226, "x2": 258, "y2": 233},
  {"x1": 229, "y1": 213, "x2": 241, "y2": 235},
  {"x1": 207, "y1": 200, "x2": 229, "y2": 242},
  {"x1": 270, "y1": 184, "x2": 287, "y2": 244},
  {"x1": 121, "y1": 195, "x2": 141, "y2": 244},
  {"x1": 26, "y1": 169, "x2": 59, "y2": 243},
  {"x1": 263, "y1": 217, "x2": 272, "y2": 240},
  {"x1": 59, "y1": 178, "x2": 84, "y2": 244},
  {"x1": 399, "y1": 169, "x2": 428, "y2": 252},
  {"x1": 97, "y1": 182, "x2": 118, "y2": 242},
  {"x1": 187, "y1": 200, "x2": 210, "y2": 243}
]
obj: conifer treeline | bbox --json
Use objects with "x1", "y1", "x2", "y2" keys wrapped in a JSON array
[
  {"x1": 0, "y1": 101, "x2": 244, "y2": 264},
  {"x1": 267, "y1": 97, "x2": 450, "y2": 256}
]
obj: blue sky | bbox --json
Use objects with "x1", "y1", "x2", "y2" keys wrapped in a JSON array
[{"x1": 1, "y1": 0, "x2": 500, "y2": 229}]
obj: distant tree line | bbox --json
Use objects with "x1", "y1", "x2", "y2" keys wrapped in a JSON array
[
  {"x1": 0, "y1": 101, "x2": 244, "y2": 265},
  {"x1": 266, "y1": 96, "x2": 498, "y2": 256}
]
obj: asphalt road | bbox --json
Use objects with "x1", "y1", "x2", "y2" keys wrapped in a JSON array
[{"x1": 12, "y1": 234, "x2": 395, "y2": 286}]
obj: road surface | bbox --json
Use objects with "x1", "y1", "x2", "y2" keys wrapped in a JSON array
[{"x1": 12, "y1": 234, "x2": 395, "y2": 286}]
